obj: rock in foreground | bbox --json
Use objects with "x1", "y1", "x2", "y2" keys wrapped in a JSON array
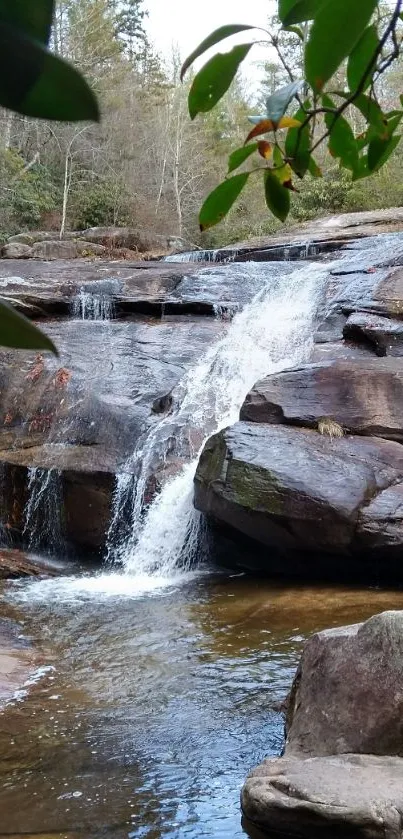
[
  {"x1": 242, "y1": 611, "x2": 403, "y2": 838},
  {"x1": 285, "y1": 611, "x2": 403, "y2": 757},
  {"x1": 242, "y1": 753, "x2": 403, "y2": 839},
  {"x1": 194, "y1": 423, "x2": 403, "y2": 578}
]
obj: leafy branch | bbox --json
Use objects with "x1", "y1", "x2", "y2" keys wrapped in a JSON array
[{"x1": 181, "y1": 0, "x2": 403, "y2": 229}]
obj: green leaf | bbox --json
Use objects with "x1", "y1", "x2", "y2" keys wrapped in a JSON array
[
  {"x1": 199, "y1": 173, "x2": 250, "y2": 231},
  {"x1": 0, "y1": 301, "x2": 57, "y2": 353},
  {"x1": 323, "y1": 95, "x2": 359, "y2": 173},
  {"x1": 264, "y1": 170, "x2": 290, "y2": 222},
  {"x1": 352, "y1": 157, "x2": 370, "y2": 181},
  {"x1": 308, "y1": 156, "x2": 322, "y2": 177},
  {"x1": 266, "y1": 81, "x2": 304, "y2": 124},
  {"x1": 180, "y1": 24, "x2": 255, "y2": 80},
  {"x1": 282, "y1": 25, "x2": 304, "y2": 39},
  {"x1": 279, "y1": 0, "x2": 326, "y2": 25},
  {"x1": 384, "y1": 112, "x2": 403, "y2": 138},
  {"x1": 368, "y1": 134, "x2": 401, "y2": 172},
  {"x1": 228, "y1": 144, "x2": 258, "y2": 173},
  {"x1": 352, "y1": 93, "x2": 385, "y2": 133},
  {"x1": 189, "y1": 44, "x2": 252, "y2": 120},
  {"x1": 305, "y1": 0, "x2": 378, "y2": 92},
  {"x1": 347, "y1": 25, "x2": 379, "y2": 94},
  {"x1": 0, "y1": 0, "x2": 54, "y2": 43},
  {"x1": 0, "y1": 25, "x2": 100, "y2": 121},
  {"x1": 285, "y1": 103, "x2": 311, "y2": 177}
]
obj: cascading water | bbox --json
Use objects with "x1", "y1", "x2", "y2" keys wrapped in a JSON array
[
  {"x1": 72, "y1": 287, "x2": 114, "y2": 320},
  {"x1": 164, "y1": 249, "x2": 220, "y2": 263},
  {"x1": 107, "y1": 260, "x2": 326, "y2": 582},
  {"x1": 23, "y1": 467, "x2": 65, "y2": 556},
  {"x1": 22, "y1": 281, "x2": 116, "y2": 555}
]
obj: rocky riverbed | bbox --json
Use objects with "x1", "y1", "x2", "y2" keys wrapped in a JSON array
[
  {"x1": 195, "y1": 226, "x2": 403, "y2": 581},
  {"x1": 1, "y1": 209, "x2": 403, "y2": 576}
]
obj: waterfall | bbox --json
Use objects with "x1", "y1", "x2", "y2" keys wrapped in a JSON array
[
  {"x1": 164, "y1": 250, "x2": 220, "y2": 263},
  {"x1": 108, "y1": 261, "x2": 326, "y2": 579},
  {"x1": 23, "y1": 467, "x2": 65, "y2": 556},
  {"x1": 72, "y1": 287, "x2": 114, "y2": 320}
]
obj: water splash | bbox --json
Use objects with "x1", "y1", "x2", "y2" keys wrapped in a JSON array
[{"x1": 108, "y1": 260, "x2": 326, "y2": 578}]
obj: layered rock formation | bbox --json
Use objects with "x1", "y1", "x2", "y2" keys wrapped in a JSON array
[
  {"x1": 242, "y1": 610, "x2": 403, "y2": 838},
  {"x1": 195, "y1": 231, "x2": 403, "y2": 581},
  {"x1": 2, "y1": 211, "x2": 403, "y2": 569},
  {"x1": 0, "y1": 257, "x2": 262, "y2": 558},
  {"x1": 1, "y1": 226, "x2": 172, "y2": 260}
]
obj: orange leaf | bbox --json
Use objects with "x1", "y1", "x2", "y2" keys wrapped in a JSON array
[
  {"x1": 258, "y1": 140, "x2": 273, "y2": 160},
  {"x1": 245, "y1": 117, "x2": 301, "y2": 144},
  {"x1": 245, "y1": 120, "x2": 276, "y2": 144}
]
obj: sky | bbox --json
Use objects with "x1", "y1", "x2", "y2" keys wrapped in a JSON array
[{"x1": 145, "y1": 0, "x2": 275, "y2": 79}]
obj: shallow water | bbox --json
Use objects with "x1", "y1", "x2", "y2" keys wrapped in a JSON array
[{"x1": 1, "y1": 573, "x2": 403, "y2": 839}]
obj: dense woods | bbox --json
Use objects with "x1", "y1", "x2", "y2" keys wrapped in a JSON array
[{"x1": 1, "y1": 0, "x2": 403, "y2": 248}]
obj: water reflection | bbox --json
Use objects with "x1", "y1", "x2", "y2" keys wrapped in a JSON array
[{"x1": 1, "y1": 575, "x2": 403, "y2": 838}]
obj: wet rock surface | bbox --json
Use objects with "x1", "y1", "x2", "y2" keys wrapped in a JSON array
[
  {"x1": 2, "y1": 214, "x2": 403, "y2": 568},
  {"x1": 343, "y1": 311, "x2": 403, "y2": 355}
]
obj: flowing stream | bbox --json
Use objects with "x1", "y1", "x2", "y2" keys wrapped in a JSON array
[{"x1": 2, "y1": 250, "x2": 403, "y2": 838}]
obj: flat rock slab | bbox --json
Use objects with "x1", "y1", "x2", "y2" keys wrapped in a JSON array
[
  {"x1": 240, "y1": 359, "x2": 403, "y2": 441},
  {"x1": 0, "y1": 548, "x2": 62, "y2": 578},
  {"x1": 242, "y1": 753, "x2": 403, "y2": 839},
  {"x1": 285, "y1": 611, "x2": 403, "y2": 757}
]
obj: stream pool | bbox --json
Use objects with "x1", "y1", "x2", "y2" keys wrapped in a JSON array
[{"x1": 1, "y1": 572, "x2": 403, "y2": 839}]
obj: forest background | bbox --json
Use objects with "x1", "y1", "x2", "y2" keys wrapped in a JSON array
[{"x1": 2, "y1": 0, "x2": 402, "y2": 249}]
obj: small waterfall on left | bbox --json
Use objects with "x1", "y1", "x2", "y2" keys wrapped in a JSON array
[
  {"x1": 22, "y1": 283, "x2": 114, "y2": 557},
  {"x1": 72, "y1": 286, "x2": 114, "y2": 320},
  {"x1": 23, "y1": 467, "x2": 64, "y2": 555}
]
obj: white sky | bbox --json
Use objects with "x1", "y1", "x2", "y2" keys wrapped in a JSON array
[{"x1": 145, "y1": 0, "x2": 275, "y2": 76}]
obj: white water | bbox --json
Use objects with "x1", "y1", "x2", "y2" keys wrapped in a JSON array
[
  {"x1": 14, "y1": 260, "x2": 326, "y2": 601},
  {"x1": 72, "y1": 288, "x2": 114, "y2": 320},
  {"x1": 23, "y1": 467, "x2": 65, "y2": 556},
  {"x1": 107, "y1": 260, "x2": 325, "y2": 579},
  {"x1": 164, "y1": 249, "x2": 221, "y2": 263}
]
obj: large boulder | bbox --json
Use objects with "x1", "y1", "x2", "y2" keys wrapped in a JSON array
[
  {"x1": 242, "y1": 753, "x2": 403, "y2": 839},
  {"x1": 80, "y1": 226, "x2": 167, "y2": 253},
  {"x1": 2, "y1": 243, "x2": 33, "y2": 259},
  {"x1": 6, "y1": 233, "x2": 36, "y2": 246},
  {"x1": 31, "y1": 239, "x2": 106, "y2": 259},
  {"x1": 32, "y1": 240, "x2": 79, "y2": 260},
  {"x1": 242, "y1": 611, "x2": 403, "y2": 838},
  {"x1": 285, "y1": 611, "x2": 403, "y2": 757},
  {"x1": 357, "y1": 484, "x2": 403, "y2": 550},
  {"x1": 240, "y1": 359, "x2": 403, "y2": 442},
  {"x1": 194, "y1": 423, "x2": 403, "y2": 575}
]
